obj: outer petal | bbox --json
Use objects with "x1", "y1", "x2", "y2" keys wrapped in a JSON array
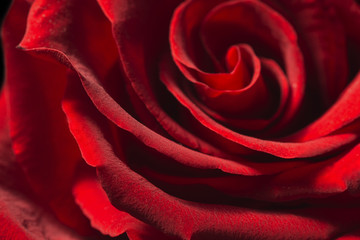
[
  {"x1": 2, "y1": 0, "x2": 91, "y2": 233},
  {"x1": 73, "y1": 166, "x2": 137, "y2": 237},
  {"x1": 0, "y1": 188, "x2": 87, "y2": 240},
  {"x1": 59, "y1": 69, "x2": 360, "y2": 239},
  {"x1": 62, "y1": 63, "x2": 359, "y2": 205},
  {"x1": 62, "y1": 84, "x2": 360, "y2": 239},
  {"x1": 0, "y1": 186, "x2": 86, "y2": 240},
  {"x1": 73, "y1": 165, "x2": 179, "y2": 240},
  {"x1": 287, "y1": 72, "x2": 360, "y2": 141},
  {"x1": 0, "y1": 92, "x2": 84, "y2": 240}
]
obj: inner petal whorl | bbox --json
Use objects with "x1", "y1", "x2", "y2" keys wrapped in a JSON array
[{"x1": 169, "y1": 0, "x2": 304, "y2": 133}]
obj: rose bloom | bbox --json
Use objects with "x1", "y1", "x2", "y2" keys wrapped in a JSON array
[{"x1": 1, "y1": 0, "x2": 360, "y2": 239}]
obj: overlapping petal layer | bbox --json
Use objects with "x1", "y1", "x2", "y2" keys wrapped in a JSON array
[
  {"x1": 2, "y1": 0, "x2": 93, "y2": 234},
  {"x1": 1, "y1": 0, "x2": 360, "y2": 239},
  {"x1": 0, "y1": 86, "x2": 86, "y2": 240},
  {"x1": 170, "y1": 0, "x2": 305, "y2": 130}
]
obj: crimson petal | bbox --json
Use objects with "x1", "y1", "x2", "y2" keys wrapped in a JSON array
[
  {"x1": 2, "y1": 0, "x2": 91, "y2": 233},
  {"x1": 170, "y1": 0, "x2": 305, "y2": 129}
]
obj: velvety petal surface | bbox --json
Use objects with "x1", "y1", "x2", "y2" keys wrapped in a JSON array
[
  {"x1": 0, "y1": 90, "x2": 85, "y2": 240},
  {"x1": 73, "y1": 165, "x2": 179, "y2": 239},
  {"x1": 4, "y1": 0, "x2": 360, "y2": 239},
  {"x1": 170, "y1": 0, "x2": 305, "y2": 129},
  {"x1": 60, "y1": 70, "x2": 360, "y2": 239},
  {"x1": 94, "y1": 0, "x2": 357, "y2": 159},
  {"x1": 2, "y1": 0, "x2": 93, "y2": 234}
]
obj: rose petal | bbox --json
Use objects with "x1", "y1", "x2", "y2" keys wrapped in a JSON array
[
  {"x1": 97, "y1": 0, "x2": 235, "y2": 158},
  {"x1": 163, "y1": 54, "x2": 290, "y2": 132},
  {"x1": 135, "y1": 142, "x2": 360, "y2": 203},
  {"x1": 100, "y1": 158, "x2": 360, "y2": 240},
  {"x1": 0, "y1": 93, "x2": 84, "y2": 240},
  {"x1": 160, "y1": 54, "x2": 357, "y2": 158},
  {"x1": 0, "y1": 187, "x2": 85, "y2": 240},
  {"x1": 201, "y1": 44, "x2": 252, "y2": 90},
  {"x1": 24, "y1": 33, "x2": 360, "y2": 240},
  {"x1": 266, "y1": 143, "x2": 360, "y2": 201},
  {"x1": 170, "y1": 0, "x2": 305, "y2": 129},
  {"x1": 2, "y1": 0, "x2": 92, "y2": 233},
  {"x1": 94, "y1": 0, "x2": 357, "y2": 158},
  {"x1": 7, "y1": 0, "x2": 360, "y2": 239},
  {"x1": 262, "y1": 0, "x2": 349, "y2": 107},
  {"x1": 328, "y1": 0, "x2": 360, "y2": 42},
  {"x1": 72, "y1": 165, "x2": 178, "y2": 239},
  {"x1": 287, "y1": 72, "x2": 360, "y2": 141},
  {"x1": 49, "y1": 39, "x2": 360, "y2": 239},
  {"x1": 60, "y1": 78, "x2": 360, "y2": 239},
  {"x1": 62, "y1": 67, "x2": 303, "y2": 177},
  {"x1": 178, "y1": 44, "x2": 274, "y2": 118},
  {"x1": 73, "y1": 167, "x2": 135, "y2": 237}
]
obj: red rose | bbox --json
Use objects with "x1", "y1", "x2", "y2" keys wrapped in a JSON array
[{"x1": 1, "y1": 0, "x2": 360, "y2": 239}]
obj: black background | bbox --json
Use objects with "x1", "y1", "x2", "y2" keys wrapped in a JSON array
[{"x1": 1, "y1": 0, "x2": 12, "y2": 88}]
